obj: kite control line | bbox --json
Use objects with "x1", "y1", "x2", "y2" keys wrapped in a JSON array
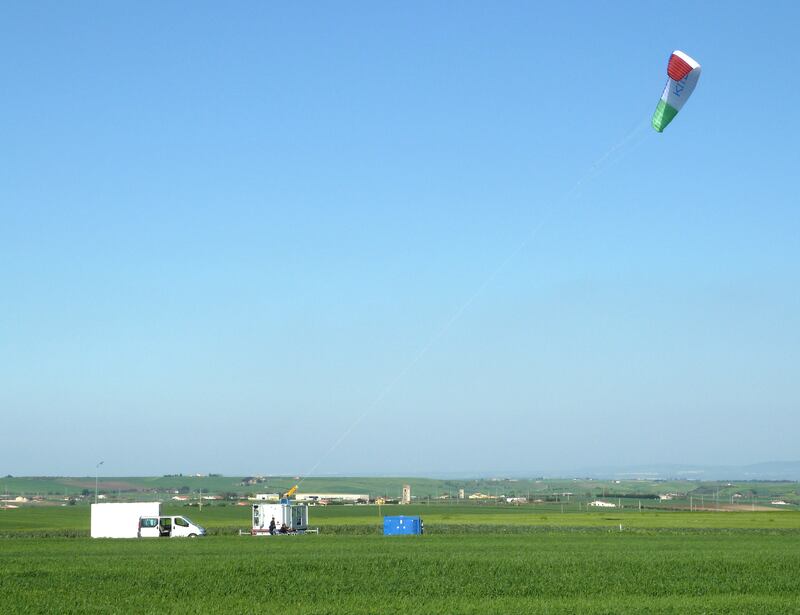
[{"x1": 295, "y1": 114, "x2": 653, "y2": 486}]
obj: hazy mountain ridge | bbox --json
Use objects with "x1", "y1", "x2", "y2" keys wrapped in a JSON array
[{"x1": 560, "y1": 461, "x2": 800, "y2": 481}]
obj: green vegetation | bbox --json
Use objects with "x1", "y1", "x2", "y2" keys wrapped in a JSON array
[
  {"x1": 3, "y1": 475, "x2": 799, "y2": 507},
  {"x1": 2, "y1": 531, "x2": 799, "y2": 613},
  {"x1": 4, "y1": 503, "x2": 800, "y2": 538},
  {"x1": 3, "y1": 490, "x2": 800, "y2": 612}
]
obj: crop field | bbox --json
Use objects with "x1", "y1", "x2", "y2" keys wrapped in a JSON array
[
  {"x1": 2, "y1": 531, "x2": 800, "y2": 613},
  {"x1": 2, "y1": 505, "x2": 800, "y2": 613},
  {"x1": 4, "y1": 503, "x2": 800, "y2": 537}
]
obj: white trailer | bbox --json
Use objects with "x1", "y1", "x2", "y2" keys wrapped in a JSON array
[
  {"x1": 252, "y1": 502, "x2": 308, "y2": 535},
  {"x1": 91, "y1": 502, "x2": 160, "y2": 538},
  {"x1": 91, "y1": 502, "x2": 205, "y2": 538}
]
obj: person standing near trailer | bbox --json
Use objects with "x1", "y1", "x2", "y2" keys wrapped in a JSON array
[{"x1": 268, "y1": 517, "x2": 276, "y2": 535}]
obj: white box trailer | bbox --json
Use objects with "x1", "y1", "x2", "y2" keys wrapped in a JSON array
[
  {"x1": 91, "y1": 503, "x2": 205, "y2": 538},
  {"x1": 91, "y1": 502, "x2": 160, "y2": 538},
  {"x1": 252, "y1": 502, "x2": 308, "y2": 535}
]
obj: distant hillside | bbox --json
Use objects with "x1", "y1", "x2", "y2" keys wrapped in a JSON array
[
  {"x1": 2, "y1": 472, "x2": 799, "y2": 500},
  {"x1": 566, "y1": 461, "x2": 800, "y2": 481}
]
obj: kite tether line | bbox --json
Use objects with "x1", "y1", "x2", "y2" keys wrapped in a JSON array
[{"x1": 295, "y1": 115, "x2": 651, "y2": 487}]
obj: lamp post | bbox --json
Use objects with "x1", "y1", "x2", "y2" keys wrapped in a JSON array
[{"x1": 95, "y1": 461, "x2": 104, "y2": 504}]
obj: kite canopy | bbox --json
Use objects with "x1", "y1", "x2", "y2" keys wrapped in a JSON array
[{"x1": 652, "y1": 50, "x2": 701, "y2": 132}]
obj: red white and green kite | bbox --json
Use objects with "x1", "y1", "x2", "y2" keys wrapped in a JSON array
[{"x1": 652, "y1": 50, "x2": 701, "y2": 132}]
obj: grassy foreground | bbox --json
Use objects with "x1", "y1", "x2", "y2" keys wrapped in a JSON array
[
  {"x1": 2, "y1": 505, "x2": 800, "y2": 613},
  {"x1": 2, "y1": 533, "x2": 800, "y2": 614}
]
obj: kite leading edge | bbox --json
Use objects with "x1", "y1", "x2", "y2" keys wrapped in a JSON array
[{"x1": 652, "y1": 50, "x2": 701, "y2": 132}]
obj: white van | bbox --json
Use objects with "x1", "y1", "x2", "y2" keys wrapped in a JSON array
[{"x1": 138, "y1": 515, "x2": 206, "y2": 538}]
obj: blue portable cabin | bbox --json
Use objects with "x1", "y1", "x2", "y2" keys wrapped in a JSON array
[{"x1": 383, "y1": 515, "x2": 423, "y2": 535}]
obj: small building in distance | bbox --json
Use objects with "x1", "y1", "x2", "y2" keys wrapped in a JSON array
[
  {"x1": 588, "y1": 500, "x2": 617, "y2": 508},
  {"x1": 1, "y1": 496, "x2": 29, "y2": 503},
  {"x1": 295, "y1": 493, "x2": 369, "y2": 504},
  {"x1": 468, "y1": 492, "x2": 493, "y2": 500},
  {"x1": 401, "y1": 485, "x2": 412, "y2": 505}
]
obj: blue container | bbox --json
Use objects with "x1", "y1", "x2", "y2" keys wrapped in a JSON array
[{"x1": 383, "y1": 515, "x2": 423, "y2": 535}]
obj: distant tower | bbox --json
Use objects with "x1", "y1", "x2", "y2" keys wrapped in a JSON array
[
  {"x1": 458, "y1": 488, "x2": 465, "y2": 500},
  {"x1": 402, "y1": 484, "x2": 411, "y2": 505}
]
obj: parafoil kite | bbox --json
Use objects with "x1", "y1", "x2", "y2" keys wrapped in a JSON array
[{"x1": 652, "y1": 50, "x2": 701, "y2": 132}]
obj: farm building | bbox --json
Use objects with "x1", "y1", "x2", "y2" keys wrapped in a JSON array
[
  {"x1": 2, "y1": 496, "x2": 29, "y2": 503},
  {"x1": 588, "y1": 500, "x2": 616, "y2": 508},
  {"x1": 295, "y1": 493, "x2": 369, "y2": 503}
]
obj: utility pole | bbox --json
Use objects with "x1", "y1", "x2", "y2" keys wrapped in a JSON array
[{"x1": 95, "y1": 461, "x2": 104, "y2": 504}]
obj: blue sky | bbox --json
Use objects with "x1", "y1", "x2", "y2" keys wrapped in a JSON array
[{"x1": 2, "y1": 1, "x2": 798, "y2": 476}]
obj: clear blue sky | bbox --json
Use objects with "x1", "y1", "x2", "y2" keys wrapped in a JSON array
[{"x1": 2, "y1": 2, "x2": 798, "y2": 476}]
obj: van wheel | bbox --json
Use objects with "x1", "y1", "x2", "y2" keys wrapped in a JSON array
[{"x1": 188, "y1": 533, "x2": 197, "y2": 538}]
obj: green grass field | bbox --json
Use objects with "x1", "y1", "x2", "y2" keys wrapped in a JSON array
[
  {"x1": 2, "y1": 532, "x2": 800, "y2": 613},
  {"x1": 4, "y1": 503, "x2": 800, "y2": 536},
  {"x1": 2, "y1": 504, "x2": 800, "y2": 613}
]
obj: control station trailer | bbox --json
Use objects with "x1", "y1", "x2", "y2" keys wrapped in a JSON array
[{"x1": 252, "y1": 500, "x2": 309, "y2": 535}]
